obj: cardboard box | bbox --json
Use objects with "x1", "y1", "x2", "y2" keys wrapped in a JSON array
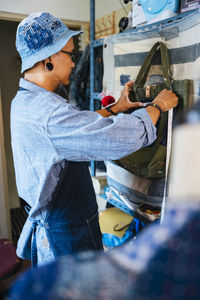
[
  {"x1": 132, "y1": 0, "x2": 147, "y2": 28},
  {"x1": 181, "y1": 0, "x2": 200, "y2": 13}
]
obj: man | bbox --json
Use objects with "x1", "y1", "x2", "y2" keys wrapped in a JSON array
[{"x1": 11, "y1": 12, "x2": 178, "y2": 267}]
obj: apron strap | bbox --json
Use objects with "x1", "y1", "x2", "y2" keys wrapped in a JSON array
[
  {"x1": 31, "y1": 221, "x2": 38, "y2": 268},
  {"x1": 19, "y1": 87, "x2": 28, "y2": 91},
  {"x1": 30, "y1": 220, "x2": 48, "y2": 268}
]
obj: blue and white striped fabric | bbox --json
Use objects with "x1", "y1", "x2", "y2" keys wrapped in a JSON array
[
  {"x1": 103, "y1": 9, "x2": 200, "y2": 105},
  {"x1": 103, "y1": 10, "x2": 200, "y2": 212},
  {"x1": 106, "y1": 161, "x2": 162, "y2": 207}
]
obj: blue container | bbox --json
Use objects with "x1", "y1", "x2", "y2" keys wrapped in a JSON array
[{"x1": 139, "y1": 0, "x2": 180, "y2": 23}]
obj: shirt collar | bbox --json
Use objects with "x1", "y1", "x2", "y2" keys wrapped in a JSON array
[
  {"x1": 19, "y1": 78, "x2": 68, "y2": 103},
  {"x1": 19, "y1": 78, "x2": 46, "y2": 93}
]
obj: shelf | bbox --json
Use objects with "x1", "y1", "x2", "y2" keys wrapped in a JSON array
[
  {"x1": 99, "y1": 192, "x2": 151, "y2": 225},
  {"x1": 93, "y1": 9, "x2": 198, "y2": 45}
]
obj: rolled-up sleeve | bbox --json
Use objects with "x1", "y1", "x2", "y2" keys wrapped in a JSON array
[{"x1": 47, "y1": 103, "x2": 157, "y2": 161}]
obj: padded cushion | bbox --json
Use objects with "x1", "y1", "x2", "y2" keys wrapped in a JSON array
[{"x1": 0, "y1": 239, "x2": 21, "y2": 280}]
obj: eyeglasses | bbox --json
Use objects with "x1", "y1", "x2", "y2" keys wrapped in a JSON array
[{"x1": 60, "y1": 50, "x2": 76, "y2": 62}]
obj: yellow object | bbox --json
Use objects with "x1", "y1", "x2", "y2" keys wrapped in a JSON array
[{"x1": 99, "y1": 207, "x2": 134, "y2": 239}]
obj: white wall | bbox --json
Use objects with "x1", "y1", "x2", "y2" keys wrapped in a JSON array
[
  {"x1": 0, "y1": 0, "x2": 129, "y2": 22},
  {"x1": 95, "y1": 0, "x2": 128, "y2": 19},
  {"x1": 0, "y1": 0, "x2": 90, "y2": 22}
]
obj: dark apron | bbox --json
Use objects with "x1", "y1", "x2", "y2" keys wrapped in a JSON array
[{"x1": 31, "y1": 161, "x2": 103, "y2": 266}]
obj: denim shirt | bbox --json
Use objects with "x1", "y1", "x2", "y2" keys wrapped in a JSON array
[{"x1": 10, "y1": 78, "x2": 156, "y2": 263}]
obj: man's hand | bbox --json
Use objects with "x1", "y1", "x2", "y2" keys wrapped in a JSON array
[
  {"x1": 146, "y1": 89, "x2": 178, "y2": 125},
  {"x1": 111, "y1": 81, "x2": 143, "y2": 114},
  {"x1": 153, "y1": 89, "x2": 178, "y2": 111},
  {"x1": 97, "y1": 83, "x2": 178, "y2": 122}
]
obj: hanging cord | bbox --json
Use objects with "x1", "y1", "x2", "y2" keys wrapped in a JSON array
[{"x1": 118, "y1": 0, "x2": 128, "y2": 15}]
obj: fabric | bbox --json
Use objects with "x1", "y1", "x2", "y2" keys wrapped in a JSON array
[
  {"x1": 29, "y1": 160, "x2": 103, "y2": 268},
  {"x1": 105, "y1": 161, "x2": 163, "y2": 216},
  {"x1": 8, "y1": 202, "x2": 200, "y2": 300},
  {"x1": 35, "y1": 161, "x2": 103, "y2": 266},
  {"x1": 10, "y1": 78, "x2": 157, "y2": 264},
  {"x1": 103, "y1": 9, "x2": 200, "y2": 105},
  {"x1": 113, "y1": 42, "x2": 190, "y2": 179},
  {"x1": 102, "y1": 11, "x2": 200, "y2": 213},
  {"x1": 16, "y1": 12, "x2": 82, "y2": 73}
]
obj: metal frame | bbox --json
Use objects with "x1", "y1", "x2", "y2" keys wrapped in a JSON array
[
  {"x1": 90, "y1": 0, "x2": 103, "y2": 176},
  {"x1": 90, "y1": 0, "x2": 95, "y2": 176}
]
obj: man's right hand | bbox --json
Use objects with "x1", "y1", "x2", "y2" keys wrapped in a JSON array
[
  {"x1": 145, "y1": 89, "x2": 178, "y2": 125},
  {"x1": 153, "y1": 89, "x2": 178, "y2": 112}
]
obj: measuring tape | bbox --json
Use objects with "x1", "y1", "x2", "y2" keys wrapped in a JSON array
[
  {"x1": 140, "y1": 93, "x2": 174, "y2": 222},
  {"x1": 160, "y1": 108, "x2": 173, "y2": 223}
]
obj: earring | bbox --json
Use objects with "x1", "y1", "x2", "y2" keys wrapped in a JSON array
[{"x1": 46, "y1": 62, "x2": 53, "y2": 71}]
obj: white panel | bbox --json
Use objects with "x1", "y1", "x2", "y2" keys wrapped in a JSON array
[
  {"x1": 0, "y1": 0, "x2": 90, "y2": 22},
  {"x1": 0, "y1": 0, "x2": 130, "y2": 22},
  {"x1": 169, "y1": 124, "x2": 200, "y2": 201},
  {"x1": 96, "y1": 0, "x2": 127, "y2": 19}
]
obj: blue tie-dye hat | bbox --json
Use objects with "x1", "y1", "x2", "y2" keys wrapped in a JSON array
[{"x1": 16, "y1": 12, "x2": 82, "y2": 73}]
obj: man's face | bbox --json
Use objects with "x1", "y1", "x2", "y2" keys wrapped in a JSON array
[{"x1": 52, "y1": 38, "x2": 75, "y2": 86}]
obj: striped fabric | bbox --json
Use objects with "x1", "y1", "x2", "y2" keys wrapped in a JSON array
[
  {"x1": 103, "y1": 9, "x2": 200, "y2": 105},
  {"x1": 103, "y1": 10, "x2": 200, "y2": 214}
]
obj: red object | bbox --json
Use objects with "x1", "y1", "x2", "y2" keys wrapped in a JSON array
[
  {"x1": 101, "y1": 95, "x2": 116, "y2": 107},
  {"x1": 0, "y1": 239, "x2": 21, "y2": 280}
]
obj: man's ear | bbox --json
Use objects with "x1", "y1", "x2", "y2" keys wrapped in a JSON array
[{"x1": 43, "y1": 58, "x2": 54, "y2": 71}]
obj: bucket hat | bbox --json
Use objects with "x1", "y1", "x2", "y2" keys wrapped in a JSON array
[{"x1": 16, "y1": 12, "x2": 82, "y2": 73}]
